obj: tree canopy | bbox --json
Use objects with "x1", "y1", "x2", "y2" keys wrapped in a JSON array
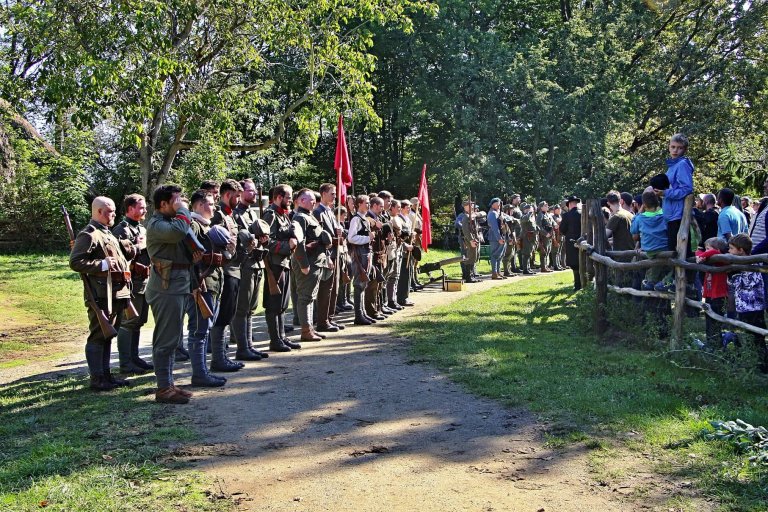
[{"x1": 1, "y1": 0, "x2": 766, "y2": 219}]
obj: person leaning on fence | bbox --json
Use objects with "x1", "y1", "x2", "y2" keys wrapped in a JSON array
[
  {"x1": 630, "y1": 191, "x2": 669, "y2": 290},
  {"x1": 727, "y1": 233, "x2": 768, "y2": 373},
  {"x1": 695, "y1": 237, "x2": 729, "y2": 348}
]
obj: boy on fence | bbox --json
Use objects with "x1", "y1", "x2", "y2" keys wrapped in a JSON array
[
  {"x1": 695, "y1": 237, "x2": 729, "y2": 347},
  {"x1": 630, "y1": 191, "x2": 669, "y2": 290},
  {"x1": 727, "y1": 233, "x2": 768, "y2": 372}
]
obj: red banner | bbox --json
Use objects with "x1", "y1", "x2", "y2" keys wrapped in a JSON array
[
  {"x1": 334, "y1": 115, "x2": 353, "y2": 206},
  {"x1": 417, "y1": 163, "x2": 432, "y2": 250}
]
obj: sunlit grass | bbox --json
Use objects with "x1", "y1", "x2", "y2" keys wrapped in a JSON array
[{"x1": 396, "y1": 273, "x2": 768, "y2": 511}]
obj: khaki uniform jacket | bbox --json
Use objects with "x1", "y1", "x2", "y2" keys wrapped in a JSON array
[
  {"x1": 112, "y1": 217, "x2": 150, "y2": 294},
  {"x1": 145, "y1": 207, "x2": 193, "y2": 297},
  {"x1": 263, "y1": 204, "x2": 295, "y2": 269},
  {"x1": 292, "y1": 207, "x2": 328, "y2": 269},
  {"x1": 70, "y1": 220, "x2": 133, "y2": 301}
]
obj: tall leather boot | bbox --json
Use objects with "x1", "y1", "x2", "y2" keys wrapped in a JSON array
[
  {"x1": 130, "y1": 329, "x2": 153, "y2": 370},
  {"x1": 209, "y1": 325, "x2": 242, "y2": 372},
  {"x1": 246, "y1": 315, "x2": 268, "y2": 357},
  {"x1": 232, "y1": 316, "x2": 261, "y2": 361},
  {"x1": 278, "y1": 314, "x2": 301, "y2": 349},
  {"x1": 353, "y1": 287, "x2": 372, "y2": 325},
  {"x1": 117, "y1": 328, "x2": 144, "y2": 374},
  {"x1": 266, "y1": 313, "x2": 290, "y2": 352},
  {"x1": 189, "y1": 335, "x2": 225, "y2": 387}
]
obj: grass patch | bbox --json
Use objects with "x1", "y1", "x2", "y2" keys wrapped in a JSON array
[
  {"x1": 0, "y1": 374, "x2": 230, "y2": 511},
  {"x1": 395, "y1": 272, "x2": 768, "y2": 511}
]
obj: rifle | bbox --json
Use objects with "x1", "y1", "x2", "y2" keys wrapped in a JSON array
[{"x1": 61, "y1": 206, "x2": 118, "y2": 339}]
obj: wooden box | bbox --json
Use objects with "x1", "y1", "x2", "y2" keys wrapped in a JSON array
[{"x1": 444, "y1": 279, "x2": 464, "y2": 292}]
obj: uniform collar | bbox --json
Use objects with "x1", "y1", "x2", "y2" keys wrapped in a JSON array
[
  {"x1": 124, "y1": 216, "x2": 140, "y2": 227},
  {"x1": 90, "y1": 219, "x2": 110, "y2": 231}
]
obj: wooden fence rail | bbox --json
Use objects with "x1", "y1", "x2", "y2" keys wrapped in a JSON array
[{"x1": 576, "y1": 195, "x2": 767, "y2": 347}]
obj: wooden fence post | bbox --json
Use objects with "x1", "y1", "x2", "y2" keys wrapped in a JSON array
[
  {"x1": 590, "y1": 199, "x2": 608, "y2": 336},
  {"x1": 672, "y1": 194, "x2": 694, "y2": 348},
  {"x1": 579, "y1": 201, "x2": 589, "y2": 290}
]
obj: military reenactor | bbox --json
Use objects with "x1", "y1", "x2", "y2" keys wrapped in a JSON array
[
  {"x1": 397, "y1": 199, "x2": 415, "y2": 305},
  {"x1": 145, "y1": 184, "x2": 197, "y2": 404},
  {"x1": 208, "y1": 179, "x2": 255, "y2": 367},
  {"x1": 560, "y1": 195, "x2": 583, "y2": 290},
  {"x1": 314, "y1": 183, "x2": 346, "y2": 332},
  {"x1": 550, "y1": 203, "x2": 565, "y2": 271},
  {"x1": 536, "y1": 201, "x2": 555, "y2": 273},
  {"x1": 262, "y1": 184, "x2": 301, "y2": 351},
  {"x1": 487, "y1": 197, "x2": 506, "y2": 280},
  {"x1": 408, "y1": 196, "x2": 425, "y2": 291},
  {"x1": 291, "y1": 189, "x2": 332, "y2": 341},
  {"x1": 347, "y1": 195, "x2": 376, "y2": 325},
  {"x1": 385, "y1": 200, "x2": 404, "y2": 310},
  {"x1": 364, "y1": 196, "x2": 387, "y2": 320},
  {"x1": 230, "y1": 178, "x2": 270, "y2": 360},
  {"x1": 186, "y1": 190, "x2": 227, "y2": 387},
  {"x1": 520, "y1": 203, "x2": 539, "y2": 275},
  {"x1": 70, "y1": 196, "x2": 135, "y2": 391},
  {"x1": 460, "y1": 200, "x2": 481, "y2": 283},
  {"x1": 335, "y1": 205, "x2": 354, "y2": 313},
  {"x1": 112, "y1": 193, "x2": 154, "y2": 375},
  {"x1": 508, "y1": 194, "x2": 524, "y2": 271},
  {"x1": 501, "y1": 204, "x2": 521, "y2": 277}
]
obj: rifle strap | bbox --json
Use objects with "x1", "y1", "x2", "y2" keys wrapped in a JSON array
[{"x1": 264, "y1": 259, "x2": 281, "y2": 295}]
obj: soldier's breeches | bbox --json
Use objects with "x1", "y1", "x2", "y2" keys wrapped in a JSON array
[
  {"x1": 214, "y1": 275, "x2": 240, "y2": 327},
  {"x1": 149, "y1": 293, "x2": 188, "y2": 388},
  {"x1": 263, "y1": 267, "x2": 291, "y2": 313},
  {"x1": 293, "y1": 265, "x2": 322, "y2": 325},
  {"x1": 539, "y1": 239, "x2": 552, "y2": 267},
  {"x1": 316, "y1": 269, "x2": 338, "y2": 327},
  {"x1": 397, "y1": 255, "x2": 411, "y2": 303},
  {"x1": 186, "y1": 291, "x2": 216, "y2": 378},
  {"x1": 235, "y1": 267, "x2": 261, "y2": 317}
]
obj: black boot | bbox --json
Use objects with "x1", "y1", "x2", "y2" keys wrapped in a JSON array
[
  {"x1": 209, "y1": 326, "x2": 243, "y2": 372},
  {"x1": 90, "y1": 375, "x2": 116, "y2": 392},
  {"x1": 129, "y1": 329, "x2": 153, "y2": 370},
  {"x1": 278, "y1": 315, "x2": 301, "y2": 349},
  {"x1": 232, "y1": 316, "x2": 262, "y2": 361},
  {"x1": 267, "y1": 313, "x2": 291, "y2": 352},
  {"x1": 246, "y1": 315, "x2": 268, "y2": 358}
]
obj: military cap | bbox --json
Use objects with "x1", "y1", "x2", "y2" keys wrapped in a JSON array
[
  {"x1": 538, "y1": 200, "x2": 548, "y2": 208},
  {"x1": 251, "y1": 218, "x2": 270, "y2": 237},
  {"x1": 488, "y1": 197, "x2": 501, "y2": 207},
  {"x1": 208, "y1": 225, "x2": 231, "y2": 247},
  {"x1": 565, "y1": 195, "x2": 580, "y2": 204}
]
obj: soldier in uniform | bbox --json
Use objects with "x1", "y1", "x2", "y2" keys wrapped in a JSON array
[
  {"x1": 396, "y1": 200, "x2": 415, "y2": 305},
  {"x1": 385, "y1": 200, "x2": 404, "y2": 310},
  {"x1": 365, "y1": 196, "x2": 387, "y2": 320},
  {"x1": 409, "y1": 196, "x2": 425, "y2": 290},
  {"x1": 487, "y1": 197, "x2": 506, "y2": 280},
  {"x1": 230, "y1": 178, "x2": 269, "y2": 361},
  {"x1": 550, "y1": 204, "x2": 565, "y2": 271},
  {"x1": 145, "y1": 185, "x2": 197, "y2": 404},
  {"x1": 460, "y1": 200, "x2": 481, "y2": 283},
  {"x1": 262, "y1": 184, "x2": 301, "y2": 351},
  {"x1": 186, "y1": 190, "x2": 227, "y2": 387},
  {"x1": 347, "y1": 195, "x2": 376, "y2": 325},
  {"x1": 560, "y1": 195, "x2": 583, "y2": 290},
  {"x1": 520, "y1": 203, "x2": 539, "y2": 275},
  {"x1": 292, "y1": 189, "x2": 332, "y2": 341},
  {"x1": 501, "y1": 204, "x2": 521, "y2": 277},
  {"x1": 112, "y1": 193, "x2": 153, "y2": 374},
  {"x1": 508, "y1": 194, "x2": 524, "y2": 271},
  {"x1": 314, "y1": 183, "x2": 346, "y2": 332},
  {"x1": 70, "y1": 196, "x2": 135, "y2": 391},
  {"x1": 536, "y1": 201, "x2": 555, "y2": 273}
]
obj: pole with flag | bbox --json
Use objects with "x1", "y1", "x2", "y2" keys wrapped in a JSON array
[
  {"x1": 417, "y1": 163, "x2": 432, "y2": 251},
  {"x1": 334, "y1": 115, "x2": 354, "y2": 292}
]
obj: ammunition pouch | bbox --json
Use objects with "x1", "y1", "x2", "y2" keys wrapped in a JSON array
[
  {"x1": 130, "y1": 261, "x2": 150, "y2": 280},
  {"x1": 201, "y1": 252, "x2": 224, "y2": 267},
  {"x1": 151, "y1": 257, "x2": 174, "y2": 290}
]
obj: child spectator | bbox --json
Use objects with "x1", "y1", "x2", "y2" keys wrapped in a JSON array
[
  {"x1": 695, "y1": 237, "x2": 729, "y2": 347},
  {"x1": 727, "y1": 233, "x2": 768, "y2": 372},
  {"x1": 630, "y1": 191, "x2": 669, "y2": 290}
]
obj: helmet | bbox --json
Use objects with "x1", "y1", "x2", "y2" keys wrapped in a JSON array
[{"x1": 251, "y1": 219, "x2": 270, "y2": 237}]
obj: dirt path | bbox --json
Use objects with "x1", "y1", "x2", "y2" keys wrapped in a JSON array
[{"x1": 2, "y1": 273, "x2": 680, "y2": 511}]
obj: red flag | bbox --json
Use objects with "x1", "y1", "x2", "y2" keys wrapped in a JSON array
[
  {"x1": 417, "y1": 163, "x2": 432, "y2": 251},
  {"x1": 334, "y1": 115, "x2": 353, "y2": 206}
]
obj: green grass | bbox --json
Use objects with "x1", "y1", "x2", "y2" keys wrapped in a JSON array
[
  {"x1": 0, "y1": 253, "x2": 84, "y2": 326},
  {"x1": 395, "y1": 273, "x2": 768, "y2": 511},
  {"x1": 0, "y1": 375, "x2": 229, "y2": 511}
]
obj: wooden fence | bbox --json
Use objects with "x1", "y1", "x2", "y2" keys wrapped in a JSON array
[{"x1": 576, "y1": 195, "x2": 768, "y2": 347}]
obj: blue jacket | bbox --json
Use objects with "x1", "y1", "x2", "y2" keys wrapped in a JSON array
[
  {"x1": 487, "y1": 209, "x2": 502, "y2": 241},
  {"x1": 664, "y1": 156, "x2": 694, "y2": 222}
]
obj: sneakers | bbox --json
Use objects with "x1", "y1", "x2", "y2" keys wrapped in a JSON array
[
  {"x1": 641, "y1": 280, "x2": 656, "y2": 291},
  {"x1": 654, "y1": 281, "x2": 675, "y2": 293}
]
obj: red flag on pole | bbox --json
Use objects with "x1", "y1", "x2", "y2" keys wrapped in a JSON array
[
  {"x1": 334, "y1": 115, "x2": 353, "y2": 206},
  {"x1": 417, "y1": 163, "x2": 432, "y2": 251}
]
